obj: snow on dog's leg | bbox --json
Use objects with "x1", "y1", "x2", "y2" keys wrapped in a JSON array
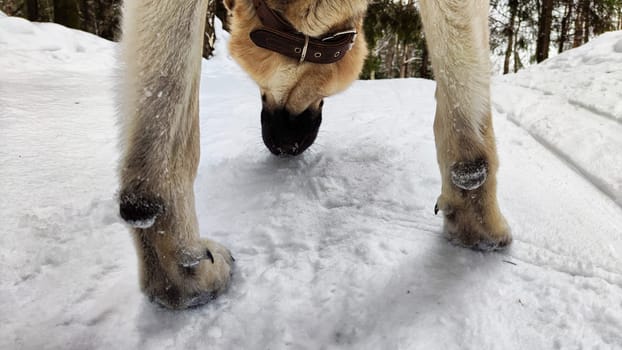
[
  {"x1": 420, "y1": 0, "x2": 511, "y2": 250},
  {"x1": 118, "y1": 0, "x2": 232, "y2": 308}
]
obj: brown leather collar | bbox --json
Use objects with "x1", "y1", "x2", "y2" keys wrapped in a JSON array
[{"x1": 249, "y1": 0, "x2": 357, "y2": 64}]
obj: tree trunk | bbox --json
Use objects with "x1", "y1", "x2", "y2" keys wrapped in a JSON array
[
  {"x1": 215, "y1": 0, "x2": 230, "y2": 32},
  {"x1": 399, "y1": 44, "x2": 407, "y2": 78},
  {"x1": 573, "y1": 1, "x2": 584, "y2": 47},
  {"x1": 26, "y1": 0, "x2": 39, "y2": 21},
  {"x1": 582, "y1": 0, "x2": 590, "y2": 44},
  {"x1": 536, "y1": 0, "x2": 554, "y2": 62},
  {"x1": 384, "y1": 36, "x2": 396, "y2": 78},
  {"x1": 513, "y1": 24, "x2": 521, "y2": 73},
  {"x1": 558, "y1": 0, "x2": 572, "y2": 53},
  {"x1": 79, "y1": 0, "x2": 91, "y2": 32},
  {"x1": 203, "y1": 0, "x2": 217, "y2": 58},
  {"x1": 100, "y1": 0, "x2": 121, "y2": 41},
  {"x1": 419, "y1": 40, "x2": 429, "y2": 79},
  {"x1": 503, "y1": 0, "x2": 518, "y2": 74},
  {"x1": 53, "y1": 0, "x2": 81, "y2": 29}
]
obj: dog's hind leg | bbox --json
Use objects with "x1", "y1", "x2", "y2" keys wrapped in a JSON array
[
  {"x1": 118, "y1": 0, "x2": 232, "y2": 308},
  {"x1": 419, "y1": 0, "x2": 511, "y2": 250}
]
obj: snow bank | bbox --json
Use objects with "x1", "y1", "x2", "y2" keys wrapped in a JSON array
[
  {"x1": 494, "y1": 31, "x2": 622, "y2": 205},
  {"x1": 0, "y1": 13, "x2": 114, "y2": 72},
  {"x1": 499, "y1": 31, "x2": 622, "y2": 122}
]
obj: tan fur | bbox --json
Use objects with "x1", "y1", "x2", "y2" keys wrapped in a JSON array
[
  {"x1": 420, "y1": 0, "x2": 511, "y2": 248},
  {"x1": 227, "y1": 0, "x2": 367, "y2": 114},
  {"x1": 119, "y1": 0, "x2": 232, "y2": 309},
  {"x1": 118, "y1": 0, "x2": 509, "y2": 309}
]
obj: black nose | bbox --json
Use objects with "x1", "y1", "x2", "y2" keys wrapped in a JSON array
[{"x1": 261, "y1": 105, "x2": 322, "y2": 156}]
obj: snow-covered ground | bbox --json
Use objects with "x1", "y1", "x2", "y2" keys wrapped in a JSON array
[{"x1": 2, "y1": 13, "x2": 622, "y2": 350}]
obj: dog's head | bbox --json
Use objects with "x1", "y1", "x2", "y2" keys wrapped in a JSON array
[{"x1": 225, "y1": 0, "x2": 368, "y2": 156}]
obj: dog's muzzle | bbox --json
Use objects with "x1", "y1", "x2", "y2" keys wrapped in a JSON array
[{"x1": 261, "y1": 105, "x2": 322, "y2": 156}]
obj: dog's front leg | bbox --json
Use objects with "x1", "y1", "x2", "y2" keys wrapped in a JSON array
[
  {"x1": 420, "y1": 0, "x2": 511, "y2": 250},
  {"x1": 118, "y1": 0, "x2": 232, "y2": 308}
]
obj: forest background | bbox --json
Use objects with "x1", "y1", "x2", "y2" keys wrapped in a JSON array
[{"x1": 2, "y1": 0, "x2": 621, "y2": 77}]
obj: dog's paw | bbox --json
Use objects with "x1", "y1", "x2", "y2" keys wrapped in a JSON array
[
  {"x1": 146, "y1": 239, "x2": 234, "y2": 309},
  {"x1": 435, "y1": 196, "x2": 511, "y2": 252}
]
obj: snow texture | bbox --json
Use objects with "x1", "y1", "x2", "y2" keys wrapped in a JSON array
[
  {"x1": 126, "y1": 217, "x2": 156, "y2": 229},
  {"x1": 495, "y1": 31, "x2": 622, "y2": 206},
  {"x1": 2, "y1": 15, "x2": 622, "y2": 350}
]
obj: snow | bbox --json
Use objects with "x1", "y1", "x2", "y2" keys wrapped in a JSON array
[
  {"x1": 494, "y1": 31, "x2": 622, "y2": 206},
  {"x1": 126, "y1": 217, "x2": 156, "y2": 229},
  {"x1": 2, "y1": 14, "x2": 622, "y2": 349}
]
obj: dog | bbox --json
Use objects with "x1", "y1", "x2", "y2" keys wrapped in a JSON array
[{"x1": 118, "y1": 0, "x2": 511, "y2": 309}]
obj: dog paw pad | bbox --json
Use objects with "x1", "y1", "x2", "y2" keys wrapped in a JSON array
[
  {"x1": 450, "y1": 159, "x2": 488, "y2": 191},
  {"x1": 119, "y1": 192, "x2": 164, "y2": 228}
]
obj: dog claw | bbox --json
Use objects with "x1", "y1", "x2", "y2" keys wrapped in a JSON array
[
  {"x1": 434, "y1": 203, "x2": 439, "y2": 215},
  {"x1": 179, "y1": 248, "x2": 214, "y2": 268},
  {"x1": 205, "y1": 249, "x2": 215, "y2": 264}
]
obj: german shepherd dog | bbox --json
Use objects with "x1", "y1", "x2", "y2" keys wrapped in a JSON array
[{"x1": 118, "y1": 0, "x2": 511, "y2": 309}]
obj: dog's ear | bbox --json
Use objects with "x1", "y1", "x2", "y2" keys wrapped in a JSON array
[{"x1": 223, "y1": 0, "x2": 235, "y2": 13}]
